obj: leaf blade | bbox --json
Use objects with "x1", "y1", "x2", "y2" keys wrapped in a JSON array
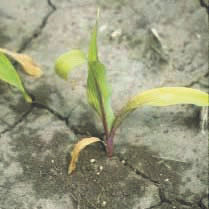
[
  {"x1": 114, "y1": 87, "x2": 209, "y2": 129},
  {"x1": 88, "y1": 9, "x2": 99, "y2": 63},
  {"x1": 127, "y1": 87, "x2": 209, "y2": 107},
  {"x1": 87, "y1": 61, "x2": 115, "y2": 132},
  {"x1": 55, "y1": 49, "x2": 87, "y2": 80},
  {"x1": 68, "y1": 137, "x2": 101, "y2": 174},
  {"x1": 0, "y1": 53, "x2": 32, "y2": 102}
]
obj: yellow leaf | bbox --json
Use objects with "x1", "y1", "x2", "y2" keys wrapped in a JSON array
[
  {"x1": 114, "y1": 87, "x2": 209, "y2": 129},
  {"x1": 0, "y1": 48, "x2": 43, "y2": 77},
  {"x1": 126, "y1": 87, "x2": 209, "y2": 108},
  {"x1": 68, "y1": 137, "x2": 101, "y2": 174},
  {"x1": 55, "y1": 49, "x2": 86, "y2": 80}
]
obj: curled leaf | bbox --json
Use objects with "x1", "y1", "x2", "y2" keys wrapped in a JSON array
[
  {"x1": 55, "y1": 49, "x2": 86, "y2": 80},
  {"x1": 68, "y1": 137, "x2": 101, "y2": 174},
  {"x1": 113, "y1": 87, "x2": 209, "y2": 129},
  {"x1": 0, "y1": 53, "x2": 32, "y2": 102},
  {"x1": 0, "y1": 48, "x2": 42, "y2": 77}
]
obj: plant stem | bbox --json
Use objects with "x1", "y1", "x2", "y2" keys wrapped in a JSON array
[
  {"x1": 106, "y1": 127, "x2": 117, "y2": 157},
  {"x1": 106, "y1": 135, "x2": 113, "y2": 157}
]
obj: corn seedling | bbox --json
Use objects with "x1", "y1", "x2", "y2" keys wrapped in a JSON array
[{"x1": 55, "y1": 10, "x2": 209, "y2": 174}]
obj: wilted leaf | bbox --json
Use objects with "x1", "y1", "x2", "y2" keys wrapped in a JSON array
[
  {"x1": 0, "y1": 48, "x2": 42, "y2": 77},
  {"x1": 55, "y1": 49, "x2": 87, "y2": 80},
  {"x1": 87, "y1": 11, "x2": 115, "y2": 133},
  {"x1": 0, "y1": 53, "x2": 32, "y2": 102},
  {"x1": 68, "y1": 137, "x2": 101, "y2": 174},
  {"x1": 114, "y1": 87, "x2": 209, "y2": 129}
]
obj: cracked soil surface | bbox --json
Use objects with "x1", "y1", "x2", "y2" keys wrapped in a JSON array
[{"x1": 0, "y1": 0, "x2": 208, "y2": 208}]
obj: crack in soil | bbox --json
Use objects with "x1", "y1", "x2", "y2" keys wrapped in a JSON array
[
  {"x1": 17, "y1": 0, "x2": 56, "y2": 53},
  {"x1": 117, "y1": 153, "x2": 160, "y2": 185},
  {"x1": 0, "y1": 106, "x2": 33, "y2": 136},
  {"x1": 47, "y1": 0, "x2": 56, "y2": 11},
  {"x1": 32, "y1": 101, "x2": 67, "y2": 122},
  {"x1": 31, "y1": 98, "x2": 94, "y2": 138}
]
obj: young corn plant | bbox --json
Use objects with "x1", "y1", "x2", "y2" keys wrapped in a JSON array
[
  {"x1": 55, "y1": 11, "x2": 209, "y2": 174},
  {"x1": 0, "y1": 48, "x2": 42, "y2": 102}
]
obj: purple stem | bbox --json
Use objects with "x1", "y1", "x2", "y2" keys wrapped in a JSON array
[
  {"x1": 106, "y1": 127, "x2": 117, "y2": 157},
  {"x1": 106, "y1": 136, "x2": 113, "y2": 157}
]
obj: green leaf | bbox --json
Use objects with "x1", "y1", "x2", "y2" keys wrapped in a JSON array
[
  {"x1": 88, "y1": 9, "x2": 100, "y2": 63},
  {"x1": 0, "y1": 53, "x2": 32, "y2": 102},
  {"x1": 87, "y1": 61, "x2": 115, "y2": 132},
  {"x1": 88, "y1": 20, "x2": 98, "y2": 62},
  {"x1": 55, "y1": 49, "x2": 87, "y2": 80},
  {"x1": 87, "y1": 10, "x2": 115, "y2": 134},
  {"x1": 113, "y1": 87, "x2": 209, "y2": 129}
]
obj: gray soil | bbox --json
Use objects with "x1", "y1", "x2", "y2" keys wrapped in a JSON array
[{"x1": 0, "y1": 0, "x2": 208, "y2": 209}]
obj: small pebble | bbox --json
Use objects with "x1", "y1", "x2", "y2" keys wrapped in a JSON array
[
  {"x1": 164, "y1": 178, "x2": 169, "y2": 182},
  {"x1": 121, "y1": 160, "x2": 126, "y2": 164},
  {"x1": 99, "y1": 166, "x2": 103, "y2": 171},
  {"x1": 96, "y1": 172, "x2": 100, "y2": 175},
  {"x1": 102, "y1": 201, "x2": 107, "y2": 207},
  {"x1": 111, "y1": 29, "x2": 122, "y2": 38},
  {"x1": 90, "y1": 159, "x2": 96, "y2": 163},
  {"x1": 196, "y1": 33, "x2": 201, "y2": 39}
]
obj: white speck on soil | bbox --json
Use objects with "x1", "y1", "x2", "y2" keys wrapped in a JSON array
[
  {"x1": 101, "y1": 201, "x2": 107, "y2": 207},
  {"x1": 90, "y1": 159, "x2": 96, "y2": 163},
  {"x1": 121, "y1": 160, "x2": 126, "y2": 164},
  {"x1": 111, "y1": 29, "x2": 122, "y2": 38},
  {"x1": 99, "y1": 166, "x2": 103, "y2": 171}
]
